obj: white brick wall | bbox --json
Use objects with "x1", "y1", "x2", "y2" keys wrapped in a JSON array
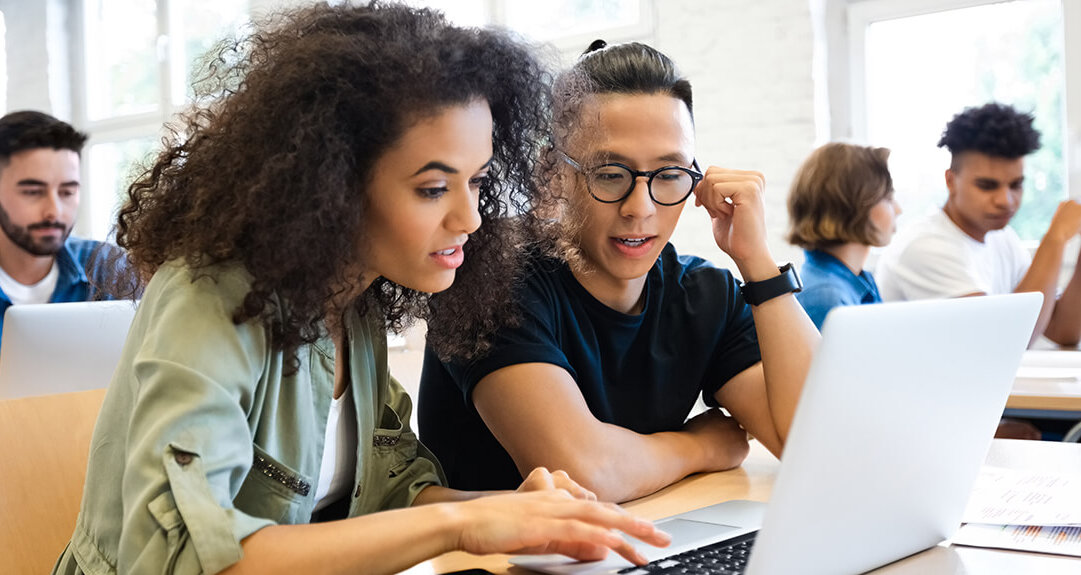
[
  {"x1": 1, "y1": 0, "x2": 54, "y2": 115},
  {"x1": 657, "y1": 0, "x2": 818, "y2": 275}
]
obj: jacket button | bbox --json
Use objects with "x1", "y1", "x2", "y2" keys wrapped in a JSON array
[
  {"x1": 174, "y1": 452, "x2": 194, "y2": 465},
  {"x1": 354, "y1": 483, "x2": 361, "y2": 498}
]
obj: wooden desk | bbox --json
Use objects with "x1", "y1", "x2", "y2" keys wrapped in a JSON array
[
  {"x1": 1006, "y1": 350, "x2": 1081, "y2": 415},
  {"x1": 1007, "y1": 378, "x2": 1081, "y2": 413},
  {"x1": 406, "y1": 440, "x2": 1081, "y2": 575}
]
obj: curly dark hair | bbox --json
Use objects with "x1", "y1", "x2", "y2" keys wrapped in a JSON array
[
  {"x1": 0, "y1": 110, "x2": 88, "y2": 165},
  {"x1": 115, "y1": 1, "x2": 553, "y2": 363},
  {"x1": 938, "y1": 102, "x2": 1041, "y2": 169}
]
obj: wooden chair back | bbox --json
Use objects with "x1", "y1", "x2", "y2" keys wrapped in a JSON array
[{"x1": 0, "y1": 388, "x2": 106, "y2": 573}]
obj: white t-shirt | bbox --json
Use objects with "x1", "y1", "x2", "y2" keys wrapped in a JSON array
[
  {"x1": 876, "y1": 209, "x2": 1030, "y2": 301},
  {"x1": 0, "y1": 261, "x2": 60, "y2": 305},
  {"x1": 312, "y1": 384, "x2": 358, "y2": 512}
]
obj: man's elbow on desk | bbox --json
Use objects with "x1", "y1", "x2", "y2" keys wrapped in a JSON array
[{"x1": 508, "y1": 444, "x2": 635, "y2": 503}]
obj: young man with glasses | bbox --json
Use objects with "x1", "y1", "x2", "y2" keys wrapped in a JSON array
[{"x1": 419, "y1": 41, "x2": 819, "y2": 502}]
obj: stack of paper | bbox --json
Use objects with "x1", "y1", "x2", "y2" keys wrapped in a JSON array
[
  {"x1": 1015, "y1": 350, "x2": 1081, "y2": 384},
  {"x1": 955, "y1": 466, "x2": 1081, "y2": 557}
]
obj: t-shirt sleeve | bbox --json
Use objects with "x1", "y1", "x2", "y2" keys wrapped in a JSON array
[
  {"x1": 701, "y1": 271, "x2": 762, "y2": 405},
  {"x1": 440, "y1": 271, "x2": 574, "y2": 403},
  {"x1": 889, "y1": 234, "x2": 987, "y2": 299}
]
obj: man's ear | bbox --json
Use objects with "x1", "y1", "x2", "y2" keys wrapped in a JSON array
[{"x1": 944, "y1": 168, "x2": 957, "y2": 198}]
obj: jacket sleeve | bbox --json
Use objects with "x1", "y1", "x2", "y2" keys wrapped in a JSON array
[{"x1": 116, "y1": 264, "x2": 277, "y2": 574}]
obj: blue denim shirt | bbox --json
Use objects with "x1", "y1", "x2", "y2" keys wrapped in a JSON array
[
  {"x1": 796, "y1": 249, "x2": 882, "y2": 329},
  {"x1": 0, "y1": 237, "x2": 124, "y2": 342}
]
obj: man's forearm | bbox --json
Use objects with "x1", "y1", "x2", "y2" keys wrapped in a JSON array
[
  {"x1": 512, "y1": 424, "x2": 739, "y2": 503},
  {"x1": 1016, "y1": 234, "x2": 1068, "y2": 344},
  {"x1": 1043, "y1": 249, "x2": 1081, "y2": 346},
  {"x1": 749, "y1": 294, "x2": 819, "y2": 447}
]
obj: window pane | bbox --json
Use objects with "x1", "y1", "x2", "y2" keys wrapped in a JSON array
[
  {"x1": 84, "y1": 0, "x2": 160, "y2": 120},
  {"x1": 505, "y1": 0, "x2": 642, "y2": 41},
  {"x1": 863, "y1": 0, "x2": 1065, "y2": 241},
  {"x1": 86, "y1": 138, "x2": 157, "y2": 240},
  {"x1": 171, "y1": 0, "x2": 251, "y2": 105}
]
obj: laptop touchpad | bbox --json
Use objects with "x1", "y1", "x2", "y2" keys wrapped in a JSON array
[{"x1": 647, "y1": 518, "x2": 742, "y2": 560}]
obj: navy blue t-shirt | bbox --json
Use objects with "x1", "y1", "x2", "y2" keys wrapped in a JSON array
[{"x1": 418, "y1": 243, "x2": 761, "y2": 491}]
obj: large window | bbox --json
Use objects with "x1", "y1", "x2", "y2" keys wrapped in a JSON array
[
  {"x1": 77, "y1": 0, "x2": 250, "y2": 240},
  {"x1": 76, "y1": 0, "x2": 652, "y2": 240},
  {"x1": 847, "y1": 0, "x2": 1068, "y2": 242}
]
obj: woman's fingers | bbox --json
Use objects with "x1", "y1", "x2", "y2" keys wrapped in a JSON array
[
  {"x1": 540, "y1": 497, "x2": 671, "y2": 547},
  {"x1": 517, "y1": 466, "x2": 555, "y2": 491},
  {"x1": 523, "y1": 517, "x2": 650, "y2": 565},
  {"x1": 518, "y1": 467, "x2": 598, "y2": 501},
  {"x1": 456, "y1": 490, "x2": 670, "y2": 565},
  {"x1": 549, "y1": 469, "x2": 598, "y2": 501}
]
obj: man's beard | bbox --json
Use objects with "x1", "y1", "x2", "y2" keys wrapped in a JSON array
[{"x1": 0, "y1": 203, "x2": 71, "y2": 257}]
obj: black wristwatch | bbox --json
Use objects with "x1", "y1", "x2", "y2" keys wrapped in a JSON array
[{"x1": 740, "y1": 263, "x2": 802, "y2": 306}]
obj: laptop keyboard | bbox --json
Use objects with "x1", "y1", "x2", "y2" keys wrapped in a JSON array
[{"x1": 617, "y1": 531, "x2": 758, "y2": 575}]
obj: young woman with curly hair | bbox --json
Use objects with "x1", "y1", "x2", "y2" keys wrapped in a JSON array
[{"x1": 52, "y1": 4, "x2": 668, "y2": 574}]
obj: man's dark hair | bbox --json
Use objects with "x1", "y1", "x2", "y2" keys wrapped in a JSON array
[
  {"x1": 556, "y1": 39, "x2": 693, "y2": 123},
  {"x1": 937, "y1": 102, "x2": 1041, "y2": 169},
  {"x1": 0, "y1": 110, "x2": 88, "y2": 165}
]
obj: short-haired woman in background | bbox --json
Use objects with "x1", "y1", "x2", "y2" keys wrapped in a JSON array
[{"x1": 787, "y1": 143, "x2": 901, "y2": 328}]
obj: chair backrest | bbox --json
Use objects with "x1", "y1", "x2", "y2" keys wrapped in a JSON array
[{"x1": 0, "y1": 388, "x2": 106, "y2": 573}]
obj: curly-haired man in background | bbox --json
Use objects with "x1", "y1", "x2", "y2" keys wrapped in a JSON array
[
  {"x1": 875, "y1": 103, "x2": 1081, "y2": 440},
  {"x1": 877, "y1": 102, "x2": 1081, "y2": 347}
]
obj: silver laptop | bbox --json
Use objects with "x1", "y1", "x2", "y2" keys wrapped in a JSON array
[
  {"x1": 512, "y1": 293, "x2": 1041, "y2": 575},
  {"x1": 0, "y1": 300, "x2": 137, "y2": 399}
]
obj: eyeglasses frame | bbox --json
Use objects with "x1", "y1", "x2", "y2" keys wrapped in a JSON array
[{"x1": 558, "y1": 151, "x2": 704, "y2": 206}]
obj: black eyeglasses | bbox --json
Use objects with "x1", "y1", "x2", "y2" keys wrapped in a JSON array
[{"x1": 559, "y1": 151, "x2": 703, "y2": 206}]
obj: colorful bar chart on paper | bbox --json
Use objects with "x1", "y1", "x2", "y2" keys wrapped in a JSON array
[{"x1": 953, "y1": 523, "x2": 1081, "y2": 557}]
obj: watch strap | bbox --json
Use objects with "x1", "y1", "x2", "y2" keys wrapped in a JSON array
[{"x1": 740, "y1": 263, "x2": 802, "y2": 306}]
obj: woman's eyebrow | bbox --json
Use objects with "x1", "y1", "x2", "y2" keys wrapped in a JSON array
[
  {"x1": 412, "y1": 161, "x2": 459, "y2": 176},
  {"x1": 411, "y1": 156, "x2": 495, "y2": 176}
]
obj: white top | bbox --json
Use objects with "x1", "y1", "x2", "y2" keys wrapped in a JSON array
[
  {"x1": 0, "y1": 261, "x2": 59, "y2": 305},
  {"x1": 313, "y1": 384, "x2": 358, "y2": 511},
  {"x1": 875, "y1": 209, "x2": 1030, "y2": 301}
]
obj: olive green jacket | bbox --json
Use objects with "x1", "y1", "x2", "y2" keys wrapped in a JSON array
[{"x1": 53, "y1": 261, "x2": 443, "y2": 574}]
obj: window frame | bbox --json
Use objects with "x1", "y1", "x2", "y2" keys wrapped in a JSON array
[
  {"x1": 71, "y1": 0, "x2": 253, "y2": 240},
  {"x1": 835, "y1": 0, "x2": 1080, "y2": 204},
  {"x1": 70, "y1": 0, "x2": 655, "y2": 240}
]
